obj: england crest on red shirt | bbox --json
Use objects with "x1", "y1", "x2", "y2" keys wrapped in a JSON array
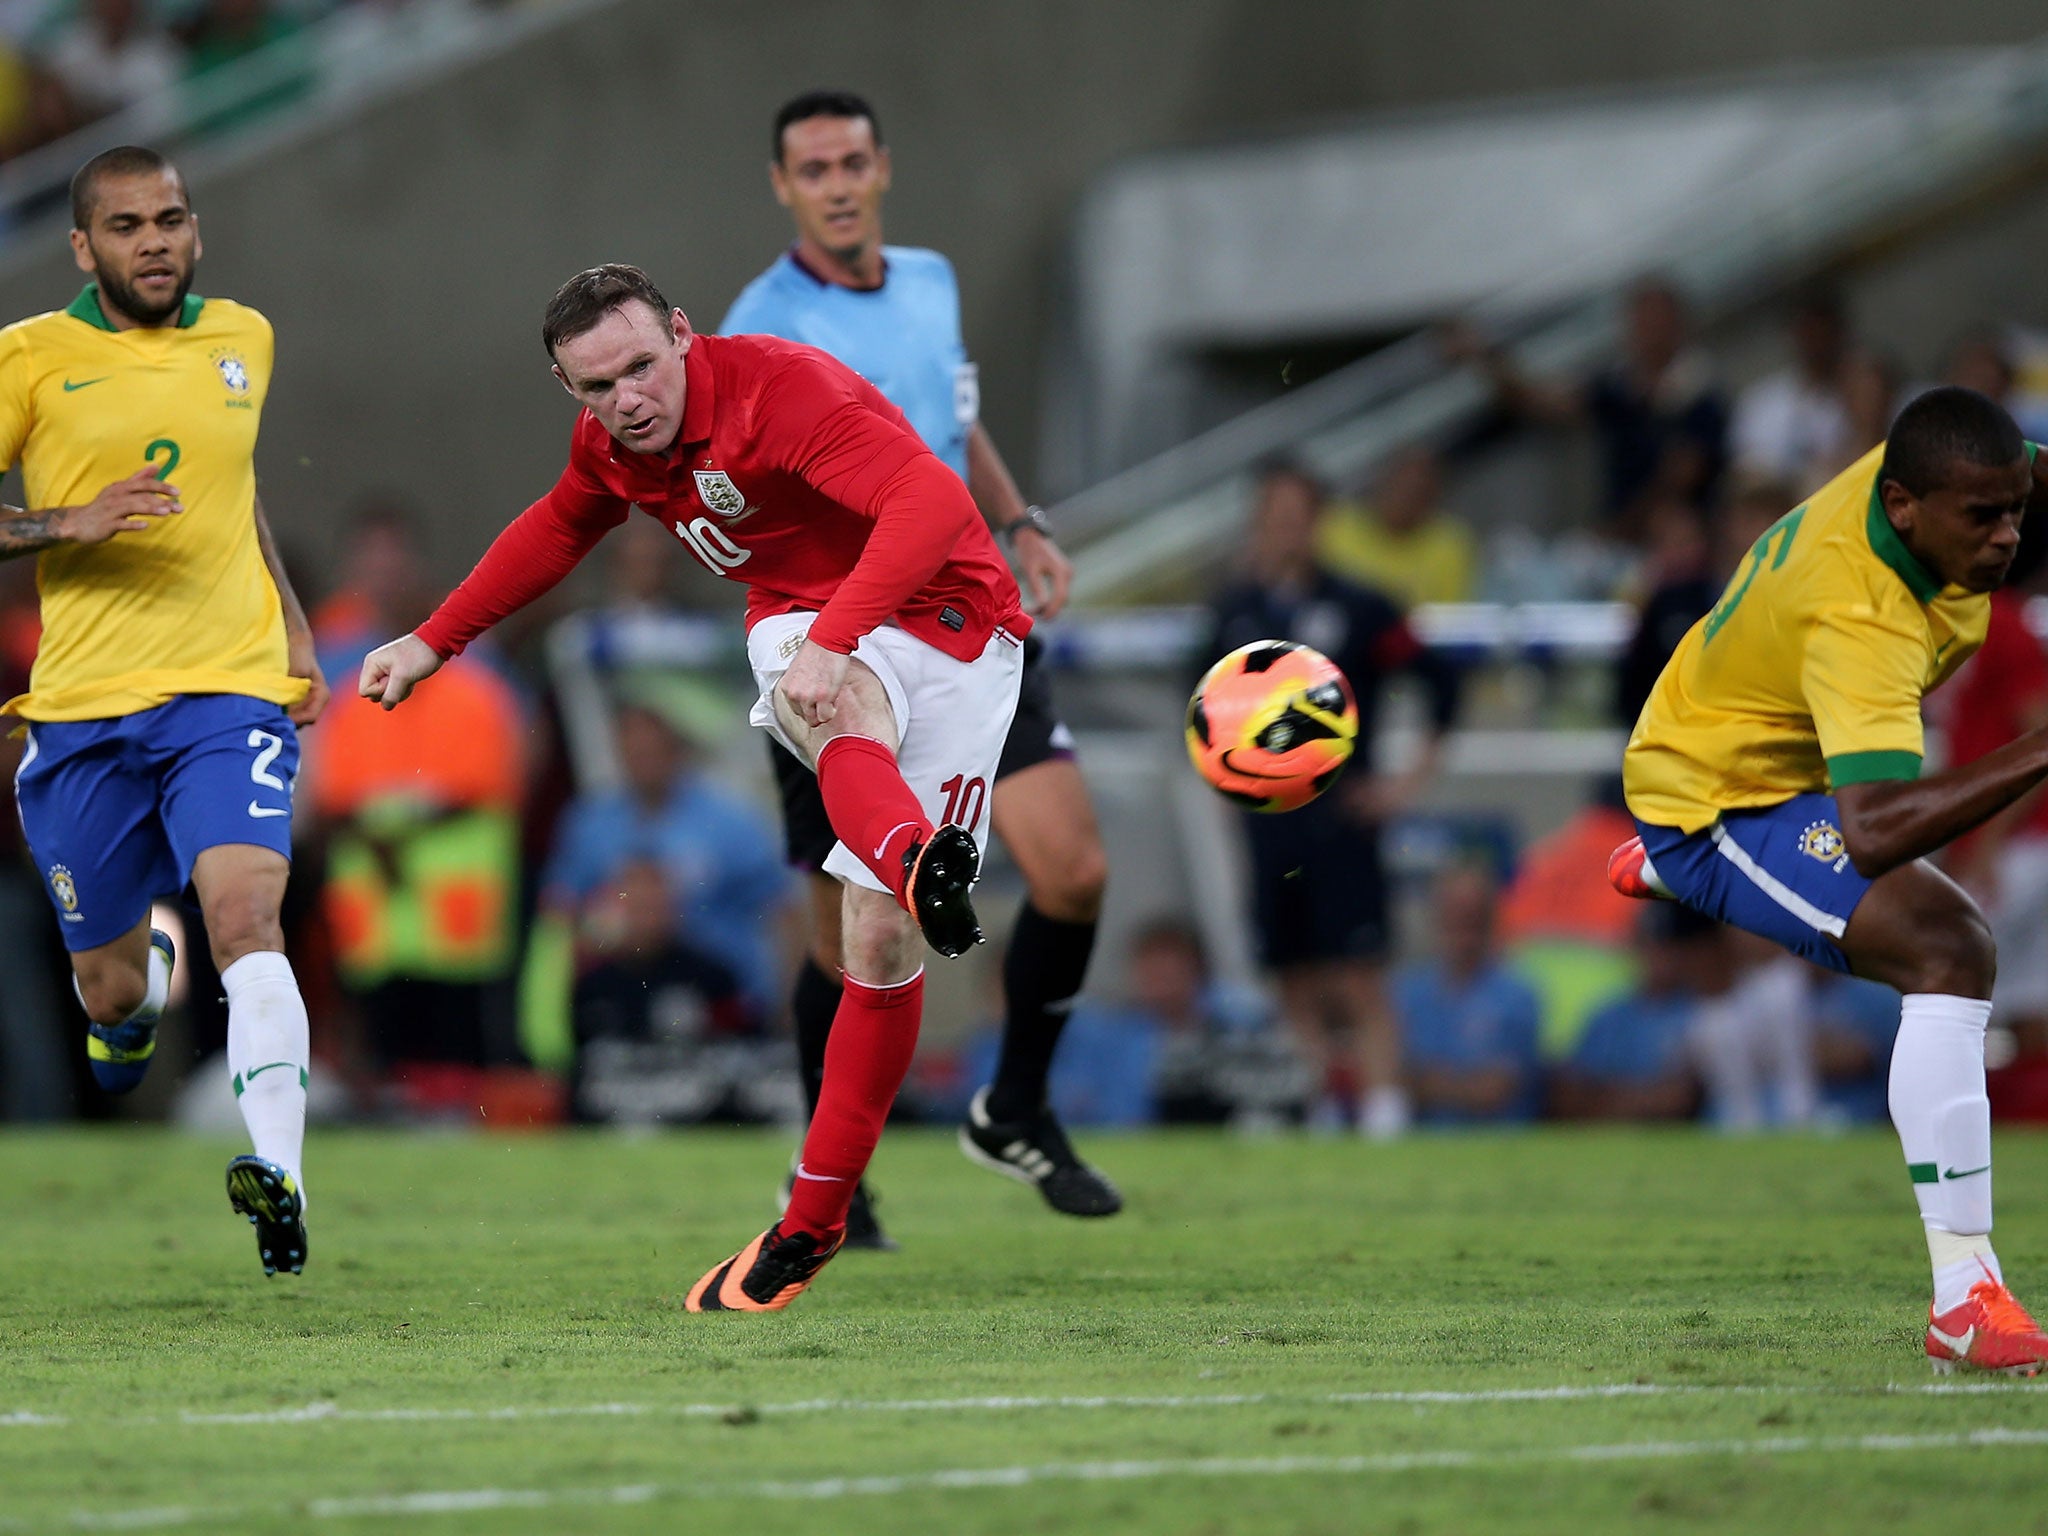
[{"x1": 694, "y1": 469, "x2": 753, "y2": 519}]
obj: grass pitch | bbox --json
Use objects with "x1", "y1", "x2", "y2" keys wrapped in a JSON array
[{"x1": 4, "y1": 1126, "x2": 2048, "y2": 1534}]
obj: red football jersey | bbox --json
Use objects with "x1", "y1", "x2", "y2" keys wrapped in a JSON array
[
  {"x1": 417, "y1": 333, "x2": 1026, "y2": 664},
  {"x1": 1944, "y1": 588, "x2": 2048, "y2": 842}
]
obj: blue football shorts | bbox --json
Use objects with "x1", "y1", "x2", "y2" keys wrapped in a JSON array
[
  {"x1": 1635, "y1": 792, "x2": 1874, "y2": 974},
  {"x1": 13, "y1": 693, "x2": 299, "y2": 951}
]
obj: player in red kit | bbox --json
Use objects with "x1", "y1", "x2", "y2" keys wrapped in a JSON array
[{"x1": 358, "y1": 265, "x2": 1026, "y2": 1312}]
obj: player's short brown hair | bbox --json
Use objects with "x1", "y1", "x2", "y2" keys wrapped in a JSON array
[
  {"x1": 541, "y1": 265, "x2": 672, "y2": 358},
  {"x1": 70, "y1": 145, "x2": 187, "y2": 230}
]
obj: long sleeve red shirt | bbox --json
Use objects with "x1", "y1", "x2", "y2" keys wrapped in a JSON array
[{"x1": 415, "y1": 333, "x2": 1027, "y2": 664}]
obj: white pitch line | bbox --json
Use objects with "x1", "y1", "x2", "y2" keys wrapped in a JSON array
[
  {"x1": 1, "y1": 1378, "x2": 2041, "y2": 1433},
  {"x1": 27, "y1": 1426, "x2": 2048, "y2": 1531}
]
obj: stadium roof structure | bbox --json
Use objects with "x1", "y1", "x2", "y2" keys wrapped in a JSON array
[{"x1": 1052, "y1": 44, "x2": 2048, "y2": 600}]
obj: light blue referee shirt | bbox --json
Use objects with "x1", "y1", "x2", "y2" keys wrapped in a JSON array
[{"x1": 717, "y1": 245, "x2": 978, "y2": 481}]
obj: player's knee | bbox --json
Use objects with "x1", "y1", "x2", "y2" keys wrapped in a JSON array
[
  {"x1": 203, "y1": 896, "x2": 284, "y2": 971},
  {"x1": 74, "y1": 961, "x2": 146, "y2": 1024},
  {"x1": 1909, "y1": 907, "x2": 1998, "y2": 998},
  {"x1": 1031, "y1": 838, "x2": 1108, "y2": 923},
  {"x1": 840, "y1": 895, "x2": 921, "y2": 985}
]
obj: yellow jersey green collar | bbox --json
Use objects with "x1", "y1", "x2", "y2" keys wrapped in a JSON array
[
  {"x1": 1864, "y1": 477, "x2": 1942, "y2": 604},
  {"x1": 65, "y1": 283, "x2": 205, "y2": 332}
]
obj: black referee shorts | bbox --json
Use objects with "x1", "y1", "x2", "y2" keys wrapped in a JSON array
[
  {"x1": 768, "y1": 631, "x2": 1074, "y2": 871},
  {"x1": 1244, "y1": 795, "x2": 1391, "y2": 968}
]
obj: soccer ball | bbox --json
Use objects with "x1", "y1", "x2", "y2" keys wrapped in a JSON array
[{"x1": 1184, "y1": 640, "x2": 1358, "y2": 812}]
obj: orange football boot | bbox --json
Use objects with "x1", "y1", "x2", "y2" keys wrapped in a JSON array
[
  {"x1": 1607, "y1": 836, "x2": 1672, "y2": 901},
  {"x1": 685, "y1": 1222, "x2": 843, "y2": 1313},
  {"x1": 1926, "y1": 1272, "x2": 2048, "y2": 1376}
]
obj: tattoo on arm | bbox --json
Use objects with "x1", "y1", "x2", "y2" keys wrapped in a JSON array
[{"x1": 0, "y1": 506, "x2": 61, "y2": 560}]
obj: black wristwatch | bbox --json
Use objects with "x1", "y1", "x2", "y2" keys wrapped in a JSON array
[{"x1": 1001, "y1": 505, "x2": 1053, "y2": 544}]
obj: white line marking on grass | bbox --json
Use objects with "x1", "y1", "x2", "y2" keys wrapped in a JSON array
[
  {"x1": 2, "y1": 1378, "x2": 2041, "y2": 1435},
  {"x1": 29, "y1": 1426, "x2": 2048, "y2": 1531}
]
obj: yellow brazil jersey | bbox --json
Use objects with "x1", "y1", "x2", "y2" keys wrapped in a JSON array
[
  {"x1": 0, "y1": 284, "x2": 304, "y2": 721},
  {"x1": 1624, "y1": 443, "x2": 1988, "y2": 834}
]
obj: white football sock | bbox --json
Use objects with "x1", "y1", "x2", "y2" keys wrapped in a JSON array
[
  {"x1": 223, "y1": 951, "x2": 310, "y2": 1201},
  {"x1": 73, "y1": 941, "x2": 170, "y2": 1024},
  {"x1": 1888, "y1": 993, "x2": 1997, "y2": 1313}
]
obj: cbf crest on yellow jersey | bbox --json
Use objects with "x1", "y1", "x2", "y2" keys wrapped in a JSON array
[
  {"x1": 0, "y1": 284, "x2": 304, "y2": 720},
  {"x1": 1624, "y1": 443, "x2": 1989, "y2": 834}
]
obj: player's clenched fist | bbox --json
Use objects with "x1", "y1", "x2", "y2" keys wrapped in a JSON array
[
  {"x1": 61, "y1": 466, "x2": 182, "y2": 545},
  {"x1": 776, "y1": 639, "x2": 851, "y2": 728},
  {"x1": 358, "y1": 632, "x2": 444, "y2": 710}
]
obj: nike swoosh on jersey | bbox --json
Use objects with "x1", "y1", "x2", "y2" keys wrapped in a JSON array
[
  {"x1": 247, "y1": 801, "x2": 289, "y2": 819},
  {"x1": 1928, "y1": 1323, "x2": 1976, "y2": 1355},
  {"x1": 61, "y1": 377, "x2": 109, "y2": 392}
]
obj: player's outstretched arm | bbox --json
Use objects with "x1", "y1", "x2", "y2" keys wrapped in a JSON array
[
  {"x1": 0, "y1": 467, "x2": 181, "y2": 560},
  {"x1": 358, "y1": 633, "x2": 445, "y2": 711},
  {"x1": 1838, "y1": 729, "x2": 2048, "y2": 877}
]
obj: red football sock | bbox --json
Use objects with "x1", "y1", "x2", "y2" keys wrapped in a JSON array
[
  {"x1": 784, "y1": 968, "x2": 925, "y2": 1239},
  {"x1": 815, "y1": 733, "x2": 930, "y2": 904}
]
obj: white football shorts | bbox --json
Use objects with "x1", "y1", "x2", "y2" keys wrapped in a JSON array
[{"x1": 746, "y1": 612, "x2": 1025, "y2": 893}]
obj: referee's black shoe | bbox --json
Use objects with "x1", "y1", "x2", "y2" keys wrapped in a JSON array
[
  {"x1": 903, "y1": 824, "x2": 982, "y2": 958},
  {"x1": 959, "y1": 1087, "x2": 1123, "y2": 1218}
]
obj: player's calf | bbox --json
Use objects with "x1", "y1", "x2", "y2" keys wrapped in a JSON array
[{"x1": 77, "y1": 928, "x2": 175, "y2": 1095}]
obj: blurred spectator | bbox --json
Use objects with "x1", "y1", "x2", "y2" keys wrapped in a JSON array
[
  {"x1": 1496, "y1": 780, "x2": 1641, "y2": 1058},
  {"x1": 541, "y1": 696, "x2": 790, "y2": 1010},
  {"x1": 43, "y1": 0, "x2": 178, "y2": 123},
  {"x1": 1126, "y1": 917, "x2": 1311, "y2": 1129},
  {"x1": 311, "y1": 501, "x2": 424, "y2": 681},
  {"x1": 1316, "y1": 444, "x2": 1477, "y2": 607},
  {"x1": 306, "y1": 524, "x2": 527, "y2": 1074},
  {"x1": 1451, "y1": 277, "x2": 1728, "y2": 538},
  {"x1": 603, "y1": 512, "x2": 684, "y2": 614},
  {"x1": 568, "y1": 858, "x2": 786, "y2": 1126},
  {"x1": 183, "y1": 0, "x2": 311, "y2": 134},
  {"x1": 1199, "y1": 459, "x2": 1461, "y2": 1136},
  {"x1": 1394, "y1": 863, "x2": 1544, "y2": 1126},
  {"x1": 1688, "y1": 928, "x2": 1819, "y2": 1131},
  {"x1": 1940, "y1": 543, "x2": 2048, "y2": 1065},
  {"x1": 0, "y1": 36, "x2": 71, "y2": 160},
  {"x1": 1730, "y1": 286, "x2": 1853, "y2": 496},
  {"x1": 1838, "y1": 346, "x2": 1902, "y2": 468},
  {"x1": 1813, "y1": 971, "x2": 1900, "y2": 1126},
  {"x1": 1613, "y1": 480, "x2": 1789, "y2": 729},
  {"x1": 1931, "y1": 328, "x2": 2048, "y2": 443},
  {"x1": 1551, "y1": 903, "x2": 1708, "y2": 1121},
  {"x1": 0, "y1": 560, "x2": 71, "y2": 1120}
]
